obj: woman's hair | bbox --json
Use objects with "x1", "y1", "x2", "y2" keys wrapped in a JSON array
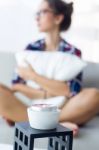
[{"x1": 45, "y1": 0, "x2": 73, "y2": 32}]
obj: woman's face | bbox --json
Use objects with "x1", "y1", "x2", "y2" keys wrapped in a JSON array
[{"x1": 35, "y1": 0, "x2": 60, "y2": 32}]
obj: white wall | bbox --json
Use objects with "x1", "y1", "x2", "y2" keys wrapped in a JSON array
[
  {"x1": 0, "y1": 0, "x2": 99, "y2": 62},
  {"x1": 64, "y1": 0, "x2": 99, "y2": 63},
  {"x1": 0, "y1": 0, "x2": 39, "y2": 52}
]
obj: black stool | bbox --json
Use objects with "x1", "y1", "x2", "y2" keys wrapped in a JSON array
[{"x1": 14, "y1": 122, "x2": 73, "y2": 150}]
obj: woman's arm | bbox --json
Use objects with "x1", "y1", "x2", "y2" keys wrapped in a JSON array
[
  {"x1": 31, "y1": 73, "x2": 70, "y2": 97},
  {"x1": 17, "y1": 66, "x2": 70, "y2": 97},
  {"x1": 11, "y1": 83, "x2": 45, "y2": 99}
]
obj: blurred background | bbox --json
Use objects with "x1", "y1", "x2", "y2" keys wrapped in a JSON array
[{"x1": 0, "y1": 0, "x2": 99, "y2": 62}]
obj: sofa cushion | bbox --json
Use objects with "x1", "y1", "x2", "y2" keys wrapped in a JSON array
[
  {"x1": 83, "y1": 62, "x2": 99, "y2": 88},
  {"x1": 0, "y1": 52, "x2": 15, "y2": 86}
]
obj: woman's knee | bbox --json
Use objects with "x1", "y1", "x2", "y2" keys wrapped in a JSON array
[
  {"x1": 0, "y1": 100, "x2": 9, "y2": 115},
  {"x1": 82, "y1": 88, "x2": 99, "y2": 98},
  {"x1": 0, "y1": 84, "x2": 4, "y2": 90},
  {"x1": 0, "y1": 84, "x2": 7, "y2": 93},
  {"x1": 0, "y1": 91, "x2": 13, "y2": 113},
  {"x1": 81, "y1": 88, "x2": 99, "y2": 108}
]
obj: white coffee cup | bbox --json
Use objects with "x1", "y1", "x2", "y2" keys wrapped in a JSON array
[{"x1": 27, "y1": 104, "x2": 60, "y2": 130}]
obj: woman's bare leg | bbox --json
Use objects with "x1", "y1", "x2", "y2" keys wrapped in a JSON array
[
  {"x1": 1, "y1": 84, "x2": 99, "y2": 127},
  {"x1": 0, "y1": 84, "x2": 28, "y2": 122},
  {"x1": 59, "y1": 88, "x2": 99, "y2": 125}
]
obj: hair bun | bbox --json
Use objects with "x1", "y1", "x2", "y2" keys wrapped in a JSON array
[{"x1": 65, "y1": 2, "x2": 73, "y2": 16}]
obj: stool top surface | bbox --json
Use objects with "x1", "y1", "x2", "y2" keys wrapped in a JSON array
[{"x1": 15, "y1": 122, "x2": 72, "y2": 138}]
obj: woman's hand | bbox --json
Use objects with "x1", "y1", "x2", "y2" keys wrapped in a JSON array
[
  {"x1": 17, "y1": 62, "x2": 37, "y2": 81},
  {"x1": 11, "y1": 83, "x2": 21, "y2": 92}
]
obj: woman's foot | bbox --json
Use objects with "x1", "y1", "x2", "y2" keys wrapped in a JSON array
[
  {"x1": 60, "y1": 122, "x2": 79, "y2": 137},
  {"x1": 5, "y1": 119, "x2": 15, "y2": 126},
  {"x1": 3, "y1": 117, "x2": 15, "y2": 126}
]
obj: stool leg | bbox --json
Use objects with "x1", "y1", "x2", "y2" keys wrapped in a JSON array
[
  {"x1": 68, "y1": 134, "x2": 73, "y2": 150},
  {"x1": 48, "y1": 134, "x2": 73, "y2": 150},
  {"x1": 29, "y1": 137, "x2": 34, "y2": 150},
  {"x1": 48, "y1": 137, "x2": 55, "y2": 150},
  {"x1": 14, "y1": 127, "x2": 34, "y2": 150}
]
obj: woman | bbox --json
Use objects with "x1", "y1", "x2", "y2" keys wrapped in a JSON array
[{"x1": 0, "y1": 0, "x2": 99, "y2": 136}]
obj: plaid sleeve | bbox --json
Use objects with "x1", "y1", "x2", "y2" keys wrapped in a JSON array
[
  {"x1": 68, "y1": 48, "x2": 83, "y2": 96},
  {"x1": 69, "y1": 73, "x2": 82, "y2": 97}
]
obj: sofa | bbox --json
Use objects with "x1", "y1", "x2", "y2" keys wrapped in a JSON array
[{"x1": 0, "y1": 52, "x2": 99, "y2": 150}]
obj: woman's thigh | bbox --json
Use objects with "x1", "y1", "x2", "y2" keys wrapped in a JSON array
[{"x1": 59, "y1": 88, "x2": 99, "y2": 124}]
